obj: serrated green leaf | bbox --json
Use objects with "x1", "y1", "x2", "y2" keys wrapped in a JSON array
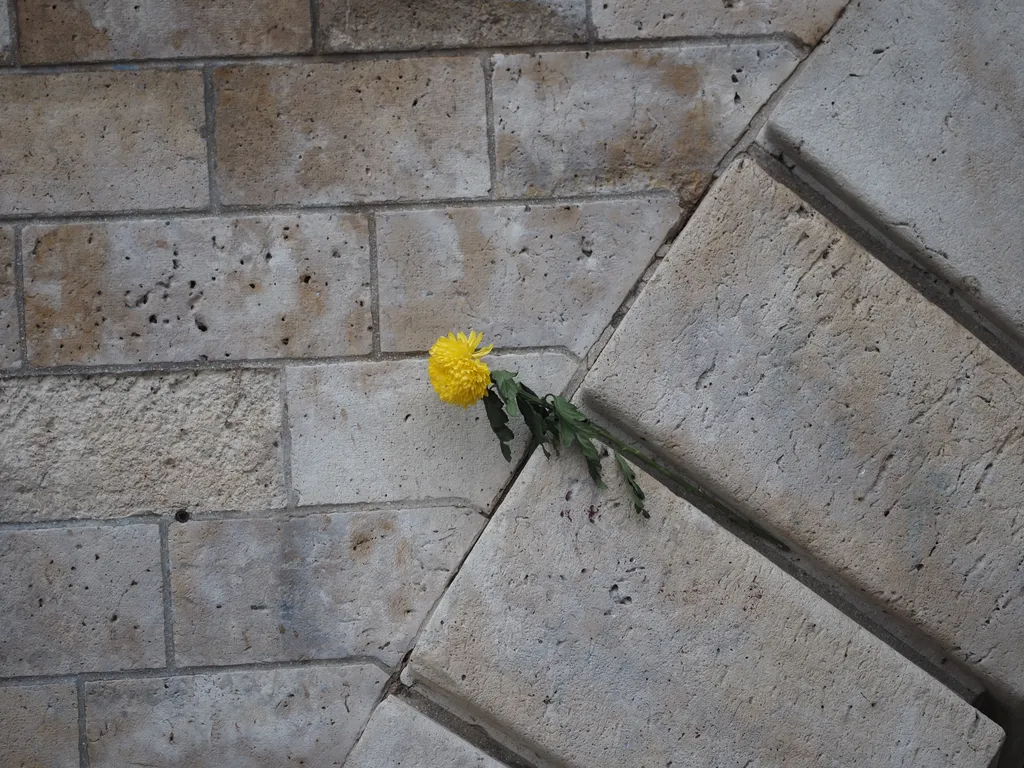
[
  {"x1": 482, "y1": 390, "x2": 514, "y2": 462},
  {"x1": 490, "y1": 370, "x2": 521, "y2": 417},
  {"x1": 576, "y1": 434, "x2": 605, "y2": 488},
  {"x1": 614, "y1": 451, "x2": 648, "y2": 517},
  {"x1": 518, "y1": 395, "x2": 550, "y2": 456}
]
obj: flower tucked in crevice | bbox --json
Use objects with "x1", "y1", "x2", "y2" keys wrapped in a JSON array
[{"x1": 428, "y1": 331, "x2": 494, "y2": 408}]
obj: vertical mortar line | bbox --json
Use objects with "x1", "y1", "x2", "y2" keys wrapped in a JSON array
[
  {"x1": 12, "y1": 224, "x2": 29, "y2": 369},
  {"x1": 308, "y1": 0, "x2": 321, "y2": 54},
  {"x1": 367, "y1": 212, "x2": 382, "y2": 356},
  {"x1": 279, "y1": 367, "x2": 297, "y2": 509},
  {"x1": 202, "y1": 66, "x2": 220, "y2": 213},
  {"x1": 6, "y1": 0, "x2": 20, "y2": 66},
  {"x1": 481, "y1": 54, "x2": 499, "y2": 199},
  {"x1": 158, "y1": 520, "x2": 176, "y2": 669},
  {"x1": 76, "y1": 677, "x2": 89, "y2": 768},
  {"x1": 584, "y1": 0, "x2": 598, "y2": 43}
]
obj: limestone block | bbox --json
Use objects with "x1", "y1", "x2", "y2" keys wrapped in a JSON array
[
  {"x1": 85, "y1": 664, "x2": 386, "y2": 766},
  {"x1": 493, "y1": 45, "x2": 798, "y2": 201},
  {"x1": 24, "y1": 214, "x2": 371, "y2": 366},
  {"x1": 0, "y1": 683, "x2": 79, "y2": 767},
  {"x1": 0, "y1": 370, "x2": 284, "y2": 522},
  {"x1": 214, "y1": 59, "x2": 490, "y2": 206},
  {"x1": 0, "y1": 525, "x2": 164, "y2": 676},
  {"x1": 407, "y1": 452, "x2": 1004, "y2": 767},
  {"x1": 0, "y1": 226, "x2": 18, "y2": 368},
  {"x1": 0, "y1": 2, "x2": 10, "y2": 62},
  {"x1": 287, "y1": 352, "x2": 576, "y2": 508},
  {"x1": 0, "y1": 70, "x2": 207, "y2": 215}
]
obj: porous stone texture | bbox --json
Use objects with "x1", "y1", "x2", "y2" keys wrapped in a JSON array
[
  {"x1": 24, "y1": 214, "x2": 372, "y2": 366},
  {"x1": 492, "y1": 45, "x2": 799, "y2": 201},
  {"x1": 17, "y1": 0, "x2": 312, "y2": 63},
  {"x1": 0, "y1": 226, "x2": 18, "y2": 368},
  {"x1": 377, "y1": 198, "x2": 680, "y2": 354},
  {"x1": 0, "y1": 524, "x2": 163, "y2": 676},
  {"x1": 0, "y1": 70, "x2": 207, "y2": 215},
  {"x1": 321, "y1": 0, "x2": 586, "y2": 51},
  {"x1": 0, "y1": 683, "x2": 80, "y2": 767},
  {"x1": 287, "y1": 352, "x2": 576, "y2": 509},
  {"x1": 346, "y1": 696, "x2": 506, "y2": 768},
  {"x1": 763, "y1": 0, "x2": 1024, "y2": 344},
  {"x1": 0, "y1": 2, "x2": 10, "y2": 62},
  {"x1": 85, "y1": 664, "x2": 386, "y2": 767},
  {"x1": 170, "y1": 507, "x2": 483, "y2": 667},
  {"x1": 214, "y1": 59, "x2": 490, "y2": 206},
  {"x1": 582, "y1": 158, "x2": 1024, "y2": 703},
  {"x1": 408, "y1": 452, "x2": 1004, "y2": 767},
  {"x1": 593, "y1": 0, "x2": 848, "y2": 45},
  {"x1": 0, "y1": 370, "x2": 284, "y2": 522}
]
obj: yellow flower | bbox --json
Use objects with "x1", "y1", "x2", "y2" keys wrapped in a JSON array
[{"x1": 429, "y1": 331, "x2": 494, "y2": 407}]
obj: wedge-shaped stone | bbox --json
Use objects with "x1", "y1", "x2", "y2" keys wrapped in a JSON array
[
  {"x1": 0, "y1": 226, "x2": 18, "y2": 368},
  {"x1": 0, "y1": 683, "x2": 79, "y2": 767},
  {"x1": 407, "y1": 452, "x2": 1004, "y2": 767}
]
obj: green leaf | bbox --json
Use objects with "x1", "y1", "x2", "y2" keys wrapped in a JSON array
[
  {"x1": 614, "y1": 452, "x2": 648, "y2": 518},
  {"x1": 482, "y1": 390, "x2": 514, "y2": 462},
  {"x1": 576, "y1": 433, "x2": 605, "y2": 489},
  {"x1": 518, "y1": 395, "x2": 550, "y2": 456},
  {"x1": 490, "y1": 370, "x2": 521, "y2": 417}
]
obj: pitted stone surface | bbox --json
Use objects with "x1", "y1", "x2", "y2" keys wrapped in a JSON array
[
  {"x1": 492, "y1": 45, "x2": 799, "y2": 201},
  {"x1": 0, "y1": 370, "x2": 284, "y2": 522},
  {"x1": 0, "y1": 2, "x2": 10, "y2": 62},
  {"x1": 346, "y1": 696, "x2": 507, "y2": 768},
  {"x1": 0, "y1": 70, "x2": 207, "y2": 215},
  {"x1": 0, "y1": 683, "x2": 79, "y2": 767},
  {"x1": 408, "y1": 452, "x2": 1004, "y2": 767},
  {"x1": 287, "y1": 352, "x2": 576, "y2": 509},
  {"x1": 0, "y1": 226, "x2": 18, "y2": 368},
  {"x1": 17, "y1": 0, "x2": 311, "y2": 63},
  {"x1": 377, "y1": 198, "x2": 680, "y2": 354},
  {"x1": 0, "y1": 525, "x2": 164, "y2": 676},
  {"x1": 764, "y1": 0, "x2": 1024, "y2": 344},
  {"x1": 214, "y1": 59, "x2": 490, "y2": 206},
  {"x1": 170, "y1": 507, "x2": 483, "y2": 667},
  {"x1": 24, "y1": 214, "x2": 371, "y2": 365},
  {"x1": 582, "y1": 158, "x2": 1024, "y2": 702},
  {"x1": 85, "y1": 664, "x2": 386, "y2": 766}
]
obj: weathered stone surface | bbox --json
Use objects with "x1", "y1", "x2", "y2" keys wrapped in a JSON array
[
  {"x1": 0, "y1": 370, "x2": 284, "y2": 522},
  {"x1": 18, "y1": 0, "x2": 311, "y2": 63},
  {"x1": 0, "y1": 226, "x2": 18, "y2": 368},
  {"x1": 492, "y1": 45, "x2": 798, "y2": 201},
  {"x1": 288, "y1": 352, "x2": 576, "y2": 508},
  {"x1": 24, "y1": 214, "x2": 371, "y2": 366},
  {"x1": 347, "y1": 697, "x2": 506, "y2": 768},
  {"x1": 0, "y1": 70, "x2": 207, "y2": 215},
  {"x1": 763, "y1": 0, "x2": 1024, "y2": 345},
  {"x1": 0, "y1": 683, "x2": 79, "y2": 767},
  {"x1": 407, "y1": 452, "x2": 1004, "y2": 767},
  {"x1": 0, "y1": 524, "x2": 163, "y2": 676},
  {"x1": 0, "y1": 2, "x2": 10, "y2": 62},
  {"x1": 321, "y1": 0, "x2": 585, "y2": 52},
  {"x1": 85, "y1": 664, "x2": 386, "y2": 767},
  {"x1": 378, "y1": 198, "x2": 680, "y2": 354},
  {"x1": 594, "y1": 0, "x2": 847, "y2": 45},
  {"x1": 170, "y1": 507, "x2": 483, "y2": 667},
  {"x1": 215, "y1": 59, "x2": 489, "y2": 206},
  {"x1": 582, "y1": 158, "x2": 1024, "y2": 704}
]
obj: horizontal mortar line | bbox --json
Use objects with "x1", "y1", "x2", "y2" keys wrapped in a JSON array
[{"x1": 0, "y1": 515, "x2": 161, "y2": 532}]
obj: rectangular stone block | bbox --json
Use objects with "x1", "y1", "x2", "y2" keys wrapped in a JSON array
[
  {"x1": 0, "y1": 226, "x2": 18, "y2": 368},
  {"x1": 493, "y1": 45, "x2": 798, "y2": 202},
  {"x1": 18, "y1": 0, "x2": 312, "y2": 63},
  {"x1": 0, "y1": 524, "x2": 164, "y2": 676},
  {"x1": 0, "y1": 370, "x2": 284, "y2": 522},
  {"x1": 85, "y1": 664, "x2": 386, "y2": 767},
  {"x1": 0, "y1": 2, "x2": 10, "y2": 62},
  {"x1": 0, "y1": 70, "x2": 207, "y2": 215},
  {"x1": 24, "y1": 214, "x2": 371, "y2": 366},
  {"x1": 0, "y1": 683, "x2": 79, "y2": 767},
  {"x1": 408, "y1": 452, "x2": 1004, "y2": 767},
  {"x1": 287, "y1": 352, "x2": 576, "y2": 509},
  {"x1": 214, "y1": 59, "x2": 490, "y2": 206}
]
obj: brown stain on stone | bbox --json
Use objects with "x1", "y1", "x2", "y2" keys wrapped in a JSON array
[
  {"x1": 348, "y1": 518, "x2": 395, "y2": 563},
  {"x1": 18, "y1": 0, "x2": 113, "y2": 64}
]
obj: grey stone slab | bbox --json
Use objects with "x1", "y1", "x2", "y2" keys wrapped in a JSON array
[
  {"x1": 170, "y1": 507, "x2": 483, "y2": 667},
  {"x1": 492, "y1": 44, "x2": 798, "y2": 202},
  {"x1": 85, "y1": 664, "x2": 386, "y2": 767},
  {"x1": 287, "y1": 352, "x2": 576, "y2": 509},
  {"x1": 582, "y1": 158, "x2": 1024, "y2": 705},
  {"x1": 0, "y1": 524, "x2": 164, "y2": 676},
  {"x1": 0, "y1": 1, "x2": 10, "y2": 62},
  {"x1": 0, "y1": 226, "x2": 18, "y2": 368},
  {"x1": 0, "y1": 683, "x2": 79, "y2": 767},
  {"x1": 763, "y1": 0, "x2": 1024, "y2": 345},
  {"x1": 377, "y1": 198, "x2": 680, "y2": 355},
  {"x1": 24, "y1": 214, "x2": 371, "y2": 366},
  {"x1": 0, "y1": 370, "x2": 284, "y2": 522}
]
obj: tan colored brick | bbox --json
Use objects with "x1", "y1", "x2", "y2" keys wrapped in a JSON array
[
  {"x1": 0, "y1": 226, "x2": 18, "y2": 368},
  {"x1": 0, "y1": 70, "x2": 207, "y2": 215},
  {"x1": 24, "y1": 214, "x2": 371, "y2": 366},
  {"x1": 0, "y1": 684, "x2": 79, "y2": 767},
  {"x1": 214, "y1": 59, "x2": 490, "y2": 205}
]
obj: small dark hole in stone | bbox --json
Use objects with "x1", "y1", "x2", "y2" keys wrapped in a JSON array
[{"x1": 175, "y1": 510, "x2": 190, "y2": 523}]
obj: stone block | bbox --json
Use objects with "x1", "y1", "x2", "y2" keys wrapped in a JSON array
[
  {"x1": 0, "y1": 70, "x2": 207, "y2": 215},
  {"x1": 0, "y1": 226, "x2": 18, "y2": 368},
  {"x1": 0, "y1": 524, "x2": 164, "y2": 676},
  {"x1": 407, "y1": 452, "x2": 1004, "y2": 767},
  {"x1": 85, "y1": 664, "x2": 386, "y2": 767},
  {"x1": 0, "y1": 683, "x2": 79, "y2": 767},
  {"x1": 0, "y1": 2, "x2": 10, "y2": 62},
  {"x1": 287, "y1": 352, "x2": 576, "y2": 509},
  {"x1": 170, "y1": 507, "x2": 483, "y2": 667},
  {"x1": 0, "y1": 370, "x2": 284, "y2": 522},
  {"x1": 492, "y1": 45, "x2": 798, "y2": 201},
  {"x1": 17, "y1": 0, "x2": 311, "y2": 63},
  {"x1": 214, "y1": 59, "x2": 489, "y2": 205},
  {"x1": 24, "y1": 214, "x2": 371, "y2": 366}
]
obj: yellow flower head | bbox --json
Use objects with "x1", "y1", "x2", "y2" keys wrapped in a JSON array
[{"x1": 428, "y1": 331, "x2": 494, "y2": 408}]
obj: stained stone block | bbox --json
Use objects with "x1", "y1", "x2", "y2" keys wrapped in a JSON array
[
  {"x1": 0, "y1": 684, "x2": 79, "y2": 767},
  {"x1": 0, "y1": 226, "x2": 18, "y2": 368}
]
